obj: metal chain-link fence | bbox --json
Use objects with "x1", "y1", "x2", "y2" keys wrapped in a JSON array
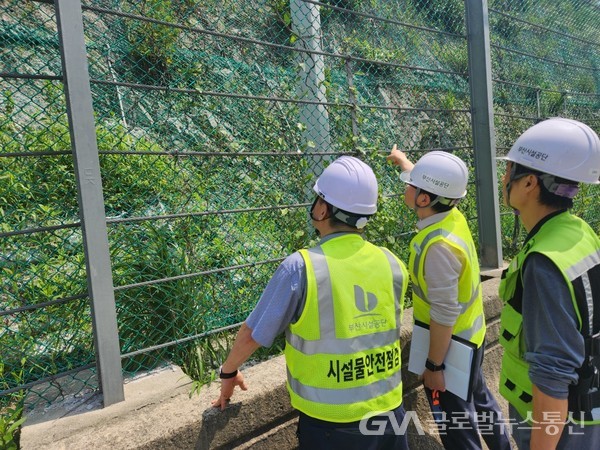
[
  {"x1": 488, "y1": 0, "x2": 600, "y2": 252},
  {"x1": 1, "y1": 0, "x2": 99, "y2": 416},
  {"x1": 1, "y1": 0, "x2": 599, "y2": 419}
]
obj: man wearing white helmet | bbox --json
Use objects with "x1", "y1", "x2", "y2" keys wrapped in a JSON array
[
  {"x1": 212, "y1": 156, "x2": 410, "y2": 449},
  {"x1": 498, "y1": 117, "x2": 600, "y2": 449},
  {"x1": 388, "y1": 146, "x2": 511, "y2": 450}
]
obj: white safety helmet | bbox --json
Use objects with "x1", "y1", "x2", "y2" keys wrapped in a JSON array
[
  {"x1": 313, "y1": 156, "x2": 378, "y2": 228},
  {"x1": 399, "y1": 151, "x2": 468, "y2": 201},
  {"x1": 500, "y1": 118, "x2": 600, "y2": 185}
]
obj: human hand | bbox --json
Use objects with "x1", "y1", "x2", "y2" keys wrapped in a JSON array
[
  {"x1": 211, "y1": 372, "x2": 248, "y2": 411},
  {"x1": 386, "y1": 144, "x2": 413, "y2": 171},
  {"x1": 423, "y1": 369, "x2": 446, "y2": 392}
]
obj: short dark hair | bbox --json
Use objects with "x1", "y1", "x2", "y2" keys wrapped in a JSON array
[
  {"x1": 327, "y1": 203, "x2": 348, "y2": 227},
  {"x1": 418, "y1": 189, "x2": 454, "y2": 213},
  {"x1": 513, "y1": 163, "x2": 576, "y2": 209},
  {"x1": 322, "y1": 201, "x2": 364, "y2": 230}
]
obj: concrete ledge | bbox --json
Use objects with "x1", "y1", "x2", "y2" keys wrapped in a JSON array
[
  {"x1": 21, "y1": 275, "x2": 508, "y2": 450},
  {"x1": 21, "y1": 357, "x2": 295, "y2": 450}
]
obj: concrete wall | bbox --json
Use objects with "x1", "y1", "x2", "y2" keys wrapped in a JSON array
[{"x1": 20, "y1": 273, "x2": 508, "y2": 450}]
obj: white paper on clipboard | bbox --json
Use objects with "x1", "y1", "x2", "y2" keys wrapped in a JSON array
[{"x1": 407, "y1": 321, "x2": 476, "y2": 401}]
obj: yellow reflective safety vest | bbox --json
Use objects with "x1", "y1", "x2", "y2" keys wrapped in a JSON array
[
  {"x1": 285, "y1": 233, "x2": 408, "y2": 422},
  {"x1": 409, "y1": 208, "x2": 485, "y2": 347},
  {"x1": 499, "y1": 211, "x2": 600, "y2": 425}
]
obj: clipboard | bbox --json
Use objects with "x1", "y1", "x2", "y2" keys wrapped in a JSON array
[{"x1": 407, "y1": 320, "x2": 478, "y2": 402}]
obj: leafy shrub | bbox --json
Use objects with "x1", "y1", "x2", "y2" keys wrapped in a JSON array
[{"x1": 0, "y1": 361, "x2": 26, "y2": 450}]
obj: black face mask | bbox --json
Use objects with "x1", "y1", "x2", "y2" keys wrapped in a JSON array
[{"x1": 310, "y1": 197, "x2": 332, "y2": 237}]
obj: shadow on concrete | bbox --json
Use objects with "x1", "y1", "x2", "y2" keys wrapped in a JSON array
[
  {"x1": 197, "y1": 396, "x2": 300, "y2": 450},
  {"x1": 197, "y1": 401, "x2": 243, "y2": 450}
]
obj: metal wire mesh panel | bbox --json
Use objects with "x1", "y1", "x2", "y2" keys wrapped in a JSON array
[
  {"x1": 1, "y1": 0, "x2": 599, "y2": 420},
  {"x1": 74, "y1": 0, "x2": 476, "y2": 376},
  {"x1": 1, "y1": 0, "x2": 98, "y2": 413},
  {"x1": 489, "y1": 0, "x2": 600, "y2": 253},
  {"x1": 81, "y1": 0, "x2": 330, "y2": 376}
]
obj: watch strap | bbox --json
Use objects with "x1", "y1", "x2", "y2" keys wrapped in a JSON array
[
  {"x1": 219, "y1": 366, "x2": 238, "y2": 379},
  {"x1": 425, "y1": 358, "x2": 445, "y2": 372}
]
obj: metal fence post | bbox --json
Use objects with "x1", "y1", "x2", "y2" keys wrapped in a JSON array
[
  {"x1": 464, "y1": 0, "x2": 503, "y2": 269},
  {"x1": 54, "y1": 0, "x2": 124, "y2": 406},
  {"x1": 290, "y1": 0, "x2": 331, "y2": 157},
  {"x1": 345, "y1": 60, "x2": 359, "y2": 152}
]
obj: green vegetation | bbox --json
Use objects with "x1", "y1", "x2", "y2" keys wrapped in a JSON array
[
  {"x1": 1, "y1": 3, "x2": 598, "y2": 440},
  {"x1": 0, "y1": 361, "x2": 26, "y2": 450}
]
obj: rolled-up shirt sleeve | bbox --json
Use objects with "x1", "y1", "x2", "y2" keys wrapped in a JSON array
[
  {"x1": 522, "y1": 253, "x2": 584, "y2": 399},
  {"x1": 423, "y1": 241, "x2": 464, "y2": 326},
  {"x1": 245, "y1": 252, "x2": 306, "y2": 347}
]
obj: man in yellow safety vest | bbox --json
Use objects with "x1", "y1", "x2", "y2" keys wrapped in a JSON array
[
  {"x1": 498, "y1": 117, "x2": 600, "y2": 449},
  {"x1": 388, "y1": 147, "x2": 511, "y2": 450},
  {"x1": 213, "y1": 155, "x2": 410, "y2": 450}
]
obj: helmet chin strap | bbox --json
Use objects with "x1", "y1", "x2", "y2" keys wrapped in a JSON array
[
  {"x1": 505, "y1": 161, "x2": 522, "y2": 213},
  {"x1": 505, "y1": 181, "x2": 515, "y2": 212},
  {"x1": 412, "y1": 187, "x2": 427, "y2": 214},
  {"x1": 309, "y1": 197, "x2": 328, "y2": 237}
]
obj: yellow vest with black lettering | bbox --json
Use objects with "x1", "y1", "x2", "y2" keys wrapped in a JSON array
[
  {"x1": 499, "y1": 212, "x2": 600, "y2": 425},
  {"x1": 409, "y1": 208, "x2": 485, "y2": 347},
  {"x1": 285, "y1": 233, "x2": 408, "y2": 422}
]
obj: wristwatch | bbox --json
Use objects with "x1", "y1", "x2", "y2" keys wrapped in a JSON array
[
  {"x1": 425, "y1": 358, "x2": 445, "y2": 372},
  {"x1": 219, "y1": 366, "x2": 239, "y2": 379}
]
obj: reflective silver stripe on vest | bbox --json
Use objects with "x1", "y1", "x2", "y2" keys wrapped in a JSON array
[
  {"x1": 412, "y1": 229, "x2": 479, "y2": 311},
  {"x1": 287, "y1": 365, "x2": 402, "y2": 404},
  {"x1": 413, "y1": 282, "x2": 479, "y2": 312},
  {"x1": 304, "y1": 246, "x2": 335, "y2": 340},
  {"x1": 461, "y1": 282, "x2": 481, "y2": 314},
  {"x1": 565, "y1": 250, "x2": 599, "y2": 336},
  {"x1": 565, "y1": 250, "x2": 600, "y2": 281},
  {"x1": 412, "y1": 283, "x2": 427, "y2": 303},
  {"x1": 456, "y1": 313, "x2": 484, "y2": 341},
  {"x1": 286, "y1": 330, "x2": 401, "y2": 355},
  {"x1": 582, "y1": 272, "x2": 594, "y2": 335},
  {"x1": 413, "y1": 229, "x2": 473, "y2": 274},
  {"x1": 379, "y1": 246, "x2": 404, "y2": 319},
  {"x1": 287, "y1": 245, "x2": 404, "y2": 355}
]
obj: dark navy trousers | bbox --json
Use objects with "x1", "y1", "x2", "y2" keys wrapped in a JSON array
[
  {"x1": 296, "y1": 404, "x2": 410, "y2": 450},
  {"x1": 424, "y1": 343, "x2": 512, "y2": 450}
]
